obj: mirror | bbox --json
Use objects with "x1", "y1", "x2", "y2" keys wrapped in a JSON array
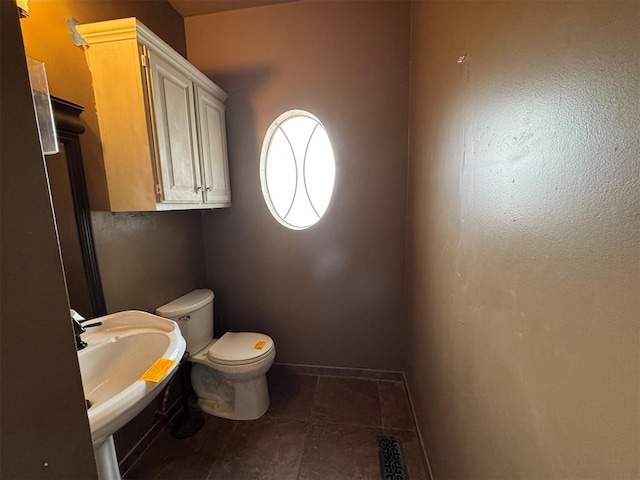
[{"x1": 47, "y1": 96, "x2": 106, "y2": 318}]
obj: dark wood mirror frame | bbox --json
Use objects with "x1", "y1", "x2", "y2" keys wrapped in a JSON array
[{"x1": 52, "y1": 96, "x2": 107, "y2": 317}]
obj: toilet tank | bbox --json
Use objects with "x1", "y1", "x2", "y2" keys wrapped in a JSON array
[{"x1": 155, "y1": 289, "x2": 214, "y2": 355}]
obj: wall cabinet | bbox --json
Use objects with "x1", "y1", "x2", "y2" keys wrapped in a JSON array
[{"x1": 77, "y1": 18, "x2": 230, "y2": 211}]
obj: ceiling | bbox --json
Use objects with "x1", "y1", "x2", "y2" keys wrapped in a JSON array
[{"x1": 168, "y1": 0, "x2": 298, "y2": 17}]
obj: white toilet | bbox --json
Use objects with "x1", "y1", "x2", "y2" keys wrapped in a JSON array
[{"x1": 156, "y1": 289, "x2": 275, "y2": 421}]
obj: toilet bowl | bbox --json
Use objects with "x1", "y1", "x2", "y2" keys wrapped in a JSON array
[{"x1": 156, "y1": 290, "x2": 275, "y2": 420}]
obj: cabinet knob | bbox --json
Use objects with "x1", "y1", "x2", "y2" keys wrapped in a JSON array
[
  {"x1": 206, "y1": 186, "x2": 212, "y2": 191},
  {"x1": 196, "y1": 185, "x2": 203, "y2": 192}
]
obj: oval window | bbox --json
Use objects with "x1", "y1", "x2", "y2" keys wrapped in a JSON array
[{"x1": 260, "y1": 110, "x2": 336, "y2": 230}]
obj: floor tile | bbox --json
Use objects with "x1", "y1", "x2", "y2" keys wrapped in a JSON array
[
  {"x1": 311, "y1": 376, "x2": 382, "y2": 427},
  {"x1": 383, "y1": 428, "x2": 430, "y2": 480},
  {"x1": 123, "y1": 415, "x2": 237, "y2": 480},
  {"x1": 207, "y1": 416, "x2": 308, "y2": 480},
  {"x1": 123, "y1": 369, "x2": 425, "y2": 480},
  {"x1": 298, "y1": 422, "x2": 383, "y2": 480},
  {"x1": 378, "y1": 380, "x2": 414, "y2": 430},
  {"x1": 267, "y1": 371, "x2": 318, "y2": 420}
]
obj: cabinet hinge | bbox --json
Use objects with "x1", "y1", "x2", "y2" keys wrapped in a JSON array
[
  {"x1": 140, "y1": 52, "x2": 149, "y2": 68},
  {"x1": 155, "y1": 184, "x2": 162, "y2": 195}
]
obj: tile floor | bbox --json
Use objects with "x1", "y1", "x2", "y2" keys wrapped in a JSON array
[{"x1": 123, "y1": 366, "x2": 429, "y2": 480}]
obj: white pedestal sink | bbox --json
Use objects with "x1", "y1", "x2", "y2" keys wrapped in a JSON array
[{"x1": 77, "y1": 311, "x2": 186, "y2": 480}]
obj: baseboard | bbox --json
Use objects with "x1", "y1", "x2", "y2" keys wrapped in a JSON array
[
  {"x1": 401, "y1": 372, "x2": 434, "y2": 480},
  {"x1": 272, "y1": 362, "x2": 404, "y2": 382}
]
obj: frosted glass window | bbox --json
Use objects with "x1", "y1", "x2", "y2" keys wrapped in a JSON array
[{"x1": 260, "y1": 110, "x2": 336, "y2": 229}]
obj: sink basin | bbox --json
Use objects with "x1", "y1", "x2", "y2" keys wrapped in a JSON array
[{"x1": 77, "y1": 311, "x2": 186, "y2": 445}]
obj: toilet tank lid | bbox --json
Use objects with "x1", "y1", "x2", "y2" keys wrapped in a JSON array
[{"x1": 155, "y1": 289, "x2": 214, "y2": 317}]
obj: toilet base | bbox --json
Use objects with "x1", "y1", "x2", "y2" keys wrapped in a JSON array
[{"x1": 191, "y1": 364, "x2": 269, "y2": 420}]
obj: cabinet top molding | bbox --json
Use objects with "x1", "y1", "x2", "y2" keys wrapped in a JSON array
[{"x1": 77, "y1": 17, "x2": 227, "y2": 102}]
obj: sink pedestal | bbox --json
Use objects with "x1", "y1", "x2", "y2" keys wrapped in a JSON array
[{"x1": 94, "y1": 436, "x2": 121, "y2": 480}]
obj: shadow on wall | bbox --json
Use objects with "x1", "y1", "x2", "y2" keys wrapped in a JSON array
[
  {"x1": 200, "y1": 64, "x2": 273, "y2": 214},
  {"x1": 199, "y1": 65, "x2": 275, "y2": 336}
]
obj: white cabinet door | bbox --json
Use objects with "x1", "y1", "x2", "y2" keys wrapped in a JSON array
[
  {"x1": 196, "y1": 86, "x2": 231, "y2": 205},
  {"x1": 148, "y1": 52, "x2": 202, "y2": 204}
]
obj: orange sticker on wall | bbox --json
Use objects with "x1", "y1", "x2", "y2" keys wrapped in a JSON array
[{"x1": 253, "y1": 340, "x2": 267, "y2": 350}]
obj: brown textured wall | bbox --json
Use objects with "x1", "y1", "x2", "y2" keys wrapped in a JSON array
[
  {"x1": 407, "y1": 1, "x2": 640, "y2": 478},
  {"x1": 1, "y1": 1, "x2": 96, "y2": 477},
  {"x1": 185, "y1": 0, "x2": 410, "y2": 369},
  {"x1": 19, "y1": 0, "x2": 205, "y2": 463}
]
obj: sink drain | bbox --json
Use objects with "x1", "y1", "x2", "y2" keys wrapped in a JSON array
[{"x1": 85, "y1": 399, "x2": 92, "y2": 410}]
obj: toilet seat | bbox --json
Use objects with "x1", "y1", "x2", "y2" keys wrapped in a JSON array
[{"x1": 194, "y1": 332, "x2": 274, "y2": 366}]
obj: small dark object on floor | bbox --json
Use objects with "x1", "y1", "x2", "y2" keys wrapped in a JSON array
[
  {"x1": 171, "y1": 410, "x2": 204, "y2": 439},
  {"x1": 171, "y1": 351, "x2": 204, "y2": 439},
  {"x1": 378, "y1": 435, "x2": 408, "y2": 480}
]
